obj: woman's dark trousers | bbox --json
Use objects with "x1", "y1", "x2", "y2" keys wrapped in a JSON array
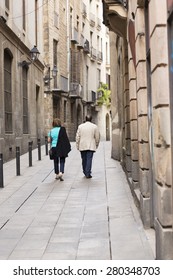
[{"x1": 54, "y1": 157, "x2": 65, "y2": 174}]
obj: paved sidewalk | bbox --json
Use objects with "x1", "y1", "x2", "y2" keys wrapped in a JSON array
[{"x1": 0, "y1": 141, "x2": 155, "y2": 260}]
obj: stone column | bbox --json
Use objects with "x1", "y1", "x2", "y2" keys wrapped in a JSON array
[
  {"x1": 149, "y1": 0, "x2": 173, "y2": 259},
  {"x1": 127, "y1": 19, "x2": 139, "y2": 189},
  {"x1": 123, "y1": 42, "x2": 131, "y2": 176},
  {"x1": 135, "y1": 5, "x2": 152, "y2": 228},
  {"x1": 110, "y1": 32, "x2": 121, "y2": 160}
]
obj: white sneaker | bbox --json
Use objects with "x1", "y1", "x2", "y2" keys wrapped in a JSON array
[
  {"x1": 59, "y1": 172, "x2": 64, "y2": 181},
  {"x1": 55, "y1": 172, "x2": 63, "y2": 180}
]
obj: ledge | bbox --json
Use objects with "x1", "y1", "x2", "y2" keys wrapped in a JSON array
[{"x1": 102, "y1": 1, "x2": 127, "y2": 38}]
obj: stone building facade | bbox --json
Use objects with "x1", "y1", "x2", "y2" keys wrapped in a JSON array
[
  {"x1": 43, "y1": 0, "x2": 111, "y2": 141},
  {"x1": 102, "y1": 0, "x2": 173, "y2": 259},
  {"x1": 0, "y1": 0, "x2": 44, "y2": 162}
]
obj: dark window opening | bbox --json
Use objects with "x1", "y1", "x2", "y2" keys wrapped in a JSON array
[
  {"x1": 4, "y1": 49, "x2": 13, "y2": 133},
  {"x1": 22, "y1": 66, "x2": 28, "y2": 134}
]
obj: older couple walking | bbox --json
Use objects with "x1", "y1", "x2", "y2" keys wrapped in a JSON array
[{"x1": 48, "y1": 115, "x2": 100, "y2": 181}]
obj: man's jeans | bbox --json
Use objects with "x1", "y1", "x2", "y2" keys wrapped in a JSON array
[{"x1": 80, "y1": 150, "x2": 94, "y2": 177}]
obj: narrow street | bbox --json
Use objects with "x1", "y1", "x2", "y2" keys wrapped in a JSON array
[{"x1": 0, "y1": 141, "x2": 154, "y2": 260}]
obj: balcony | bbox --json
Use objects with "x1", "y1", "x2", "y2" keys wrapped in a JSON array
[
  {"x1": 82, "y1": 3, "x2": 87, "y2": 18},
  {"x1": 97, "y1": 51, "x2": 103, "y2": 63},
  {"x1": 90, "y1": 13, "x2": 95, "y2": 27},
  {"x1": 90, "y1": 47, "x2": 97, "y2": 61},
  {"x1": 71, "y1": 27, "x2": 79, "y2": 44},
  {"x1": 52, "y1": 75, "x2": 68, "y2": 93},
  {"x1": 69, "y1": 82, "x2": 83, "y2": 99},
  {"x1": 77, "y1": 34, "x2": 84, "y2": 50},
  {"x1": 96, "y1": 18, "x2": 101, "y2": 31},
  {"x1": 83, "y1": 39, "x2": 90, "y2": 54}
]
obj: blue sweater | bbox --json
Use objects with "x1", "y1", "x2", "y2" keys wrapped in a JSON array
[{"x1": 48, "y1": 127, "x2": 60, "y2": 147}]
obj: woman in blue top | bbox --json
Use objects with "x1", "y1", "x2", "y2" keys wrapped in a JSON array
[{"x1": 48, "y1": 118, "x2": 71, "y2": 181}]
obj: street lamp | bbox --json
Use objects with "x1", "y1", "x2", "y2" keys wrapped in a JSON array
[
  {"x1": 18, "y1": 45, "x2": 40, "y2": 67},
  {"x1": 29, "y1": 45, "x2": 40, "y2": 62},
  {"x1": 51, "y1": 65, "x2": 58, "y2": 78},
  {"x1": 43, "y1": 65, "x2": 58, "y2": 85}
]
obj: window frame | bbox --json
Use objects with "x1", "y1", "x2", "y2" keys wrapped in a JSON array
[
  {"x1": 4, "y1": 48, "x2": 13, "y2": 134},
  {"x1": 22, "y1": 66, "x2": 28, "y2": 134}
]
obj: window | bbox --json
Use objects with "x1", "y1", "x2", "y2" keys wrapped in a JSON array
[
  {"x1": 70, "y1": 7, "x2": 73, "y2": 40},
  {"x1": 53, "y1": 39, "x2": 58, "y2": 87},
  {"x1": 97, "y1": 35, "x2": 99, "y2": 50},
  {"x1": 53, "y1": 98, "x2": 60, "y2": 118},
  {"x1": 70, "y1": 49, "x2": 80, "y2": 83},
  {"x1": 90, "y1": 31, "x2": 93, "y2": 46},
  {"x1": 54, "y1": 0, "x2": 59, "y2": 28},
  {"x1": 106, "y1": 74, "x2": 110, "y2": 89},
  {"x1": 35, "y1": 0, "x2": 38, "y2": 45},
  {"x1": 53, "y1": 39, "x2": 58, "y2": 66},
  {"x1": 97, "y1": 68, "x2": 101, "y2": 88},
  {"x1": 76, "y1": 15, "x2": 79, "y2": 31},
  {"x1": 106, "y1": 41, "x2": 109, "y2": 64},
  {"x1": 96, "y1": 4, "x2": 99, "y2": 15},
  {"x1": 71, "y1": 102, "x2": 74, "y2": 123},
  {"x1": 23, "y1": 0, "x2": 26, "y2": 31},
  {"x1": 82, "y1": 22, "x2": 85, "y2": 32},
  {"x1": 64, "y1": 100, "x2": 67, "y2": 122},
  {"x1": 5, "y1": 0, "x2": 9, "y2": 10},
  {"x1": 4, "y1": 49, "x2": 13, "y2": 133},
  {"x1": 22, "y1": 66, "x2": 28, "y2": 134},
  {"x1": 86, "y1": 65, "x2": 89, "y2": 98}
]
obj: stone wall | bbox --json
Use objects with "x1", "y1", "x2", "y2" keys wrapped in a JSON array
[
  {"x1": 149, "y1": 0, "x2": 173, "y2": 259},
  {"x1": 0, "y1": 16, "x2": 44, "y2": 162},
  {"x1": 102, "y1": 0, "x2": 173, "y2": 259}
]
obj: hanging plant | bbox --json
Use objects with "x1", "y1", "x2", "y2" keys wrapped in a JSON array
[{"x1": 97, "y1": 82, "x2": 111, "y2": 108}]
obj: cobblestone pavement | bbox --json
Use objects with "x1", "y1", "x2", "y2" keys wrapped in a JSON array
[{"x1": 0, "y1": 141, "x2": 155, "y2": 260}]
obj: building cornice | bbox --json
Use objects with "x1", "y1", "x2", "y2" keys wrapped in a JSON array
[{"x1": 102, "y1": 0, "x2": 127, "y2": 38}]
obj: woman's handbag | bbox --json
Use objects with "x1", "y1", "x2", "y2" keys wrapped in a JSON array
[{"x1": 49, "y1": 148, "x2": 54, "y2": 160}]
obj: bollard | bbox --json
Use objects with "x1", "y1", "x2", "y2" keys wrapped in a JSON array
[
  {"x1": 16, "y1": 147, "x2": 20, "y2": 176},
  {"x1": 37, "y1": 138, "x2": 41, "y2": 161},
  {"x1": 45, "y1": 136, "x2": 48, "y2": 156},
  {"x1": 28, "y1": 141, "x2": 32, "y2": 167},
  {"x1": 0, "y1": 153, "x2": 4, "y2": 188}
]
